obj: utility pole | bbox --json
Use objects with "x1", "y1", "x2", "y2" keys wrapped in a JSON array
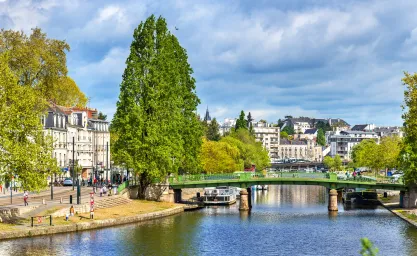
[
  {"x1": 106, "y1": 141, "x2": 109, "y2": 184},
  {"x1": 72, "y1": 136, "x2": 75, "y2": 191}
]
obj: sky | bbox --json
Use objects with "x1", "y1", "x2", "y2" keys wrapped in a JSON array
[{"x1": 1, "y1": 0, "x2": 416, "y2": 126}]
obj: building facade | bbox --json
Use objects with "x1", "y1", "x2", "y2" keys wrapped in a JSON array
[
  {"x1": 277, "y1": 139, "x2": 323, "y2": 162},
  {"x1": 253, "y1": 122, "x2": 280, "y2": 161},
  {"x1": 42, "y1": 105, "x2": 110, "y2": 181},
  {"x1": 328, "y1": 130, "x2": 379, "y2": 160}
]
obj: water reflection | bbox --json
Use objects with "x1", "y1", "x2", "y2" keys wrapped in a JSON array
[{"x1": 1, "y1": 185, "x2": 417, "y2": 256}]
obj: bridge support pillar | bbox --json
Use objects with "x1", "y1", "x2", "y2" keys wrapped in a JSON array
[
  {"x1": 239, "y1": 189, "x2": 249, "y2": 211},
  {"x1": 401, "y1": 187, "x2": 417, "y2": 208},
  {"x1": 247, "y1": 187, "x2": 252, "y2": 209},
  {"x1": 174, "y1": 189, "x2": 182, "y2": 203},
  {"x1": 328, "y1": 189, "x2": 338, "y2": 211}
]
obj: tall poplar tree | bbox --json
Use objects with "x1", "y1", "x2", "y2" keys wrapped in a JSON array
[
  {"x1": 235, "y1": 110, "x2": 247, "y2": 130},
  {"x1": 400, "y1": 72, "x2": 417, "y2": 184},
  {"x1": 112, "y1": 15, "x2": 202, "y2": 198}
]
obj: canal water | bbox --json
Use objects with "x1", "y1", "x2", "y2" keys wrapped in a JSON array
[{"x1": 1, "y1": 185, "x2": 417, "y2": 256}]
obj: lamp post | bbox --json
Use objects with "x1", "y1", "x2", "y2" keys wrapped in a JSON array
[
  {"x1": 76, "y1": 161, "x2": 81, "y2": 204},
  {"x1": 72, "y1": 136, "x2": 75, "y2": 191}
]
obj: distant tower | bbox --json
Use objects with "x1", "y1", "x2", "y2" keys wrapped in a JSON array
[{"x1": 204, "y1": 106, "x2": 211, "y2": 122}]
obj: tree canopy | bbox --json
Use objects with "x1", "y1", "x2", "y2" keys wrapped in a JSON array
[
  {"x1": 400, "y1": 72, "x2": 417, "y2": 184},
  {"x1": 111, "y1": 15, "x2": 203, "y2": 198},
  {"x1": 206, "y1": 118, "x2": 221, "y2": 141},
  {"x1": 317, "y1": 128, "x2": 326, "y2": 146},
  {"x1": 235, "y1": 110, "x2": 247, "y2": 130},
  {"x1": 323, "y1": 155, "x2": 342, "y2": 172},
  {"x1": 0, "y1": 28, "x2": 87, "y2": 107},
  {"x1": 97, "y1": 112, "x2": 107, "y2": 121},
  {"x1": 281, "y1": 126, "x2": 295, "y2": 135},
  {"x1": 0, "y1": 54, "x2": 58, "y2": 191}
]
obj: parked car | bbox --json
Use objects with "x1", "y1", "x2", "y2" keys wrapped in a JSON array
[{"x1": 63, "y1": 178, "x2": 73, "y2": 186}]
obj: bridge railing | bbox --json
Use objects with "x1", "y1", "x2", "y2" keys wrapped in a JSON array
[{"x1": 169, "y1": 172, "x2": 404, "y2": 185}]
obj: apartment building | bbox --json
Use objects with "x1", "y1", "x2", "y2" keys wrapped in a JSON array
[
  {"x1": 252, "y1": 121, "x2": 280, "y2": 161},
  {"x1": 328, "y1": 130, "x2": 379, "y2": 160}
]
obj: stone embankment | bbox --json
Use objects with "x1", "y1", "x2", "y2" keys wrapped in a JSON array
[
  {"x1": 378, "y1": 194, "x2": 417, "y2": 229},
  {"x1": 0, "y1": 205, "x2": 184, "y2": 240}
]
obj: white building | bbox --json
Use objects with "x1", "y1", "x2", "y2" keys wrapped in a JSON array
[
  {"x1": 277, "y1": 139, "x2": 323, "y2": 162},
  {"x1": 253, "y1": 121, "x2": 280, "y2": 161},
  {"x1": 43, "y1": 105, "x2": 110, "y2": 181},
  {"x1": 328, "y1": 130, "x2": 379, "y2": 160},
  {"x1": 219, "y1": 118, "x2": 237, "y2": 136}
]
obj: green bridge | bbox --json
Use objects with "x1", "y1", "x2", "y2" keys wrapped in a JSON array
[
  {"x1": 167, "y1": 172, "x2": 410, "y2": 212},
  {"x1": 169, "y1": 172, "x2": 406, "y2": 191}
]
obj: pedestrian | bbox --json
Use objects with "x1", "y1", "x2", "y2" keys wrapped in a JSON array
[
  {"x1": 353, "y1": 171, "x2": 357, "y2": 180},
  {"x1": 23, "y1": 191, "x2": 29, "y2": 206},
  {"x1": 70, "y1": 205, "x2": 75, "y2": 217},
  {"x1": 0, "y1": 183, "x2": 2, "y2": 193},
  {"x1": 100, "y1": 186, "x2": 103, "y2": 197}
]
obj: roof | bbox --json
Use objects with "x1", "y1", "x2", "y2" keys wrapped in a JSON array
[
  {"x1": 304, "y1": 128, "x2": 317, "y2": 134},
  {"x1": 341, "y1": 130, "x2": 377, "y2": 135},
  {"x1": 351, "y1": 124, "x2": 368, "y2": 131},
  {"x1": 280, "y1": 139, "x2": 307, "y2": 145}
]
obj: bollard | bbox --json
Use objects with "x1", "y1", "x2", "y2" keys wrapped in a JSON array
[
  {"x1": 69, "y1": 195, "x2": 73, "y2": 204},
  {"x1": 60, "y1": 197, "x2": 63, "y2": 204}
]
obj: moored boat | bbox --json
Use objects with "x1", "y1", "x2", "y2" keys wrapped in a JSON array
[
  {"x1": 202, "y1": 186, "x2": 237, "y2": 205},
  {"x1": 342, "y1": 188, "x2": 379, "y2": 205}
]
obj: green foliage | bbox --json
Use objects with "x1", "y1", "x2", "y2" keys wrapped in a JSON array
[
  {"x1": 281, "y1": 126, "x2": 294, "y2": 135},
  {"x1": 317, "y1": 128, "x2": 326, "y2": 146},
  {"x1": 111, "y1": 15, "x2": 203, "y2": 198},
  {"x1": 400, "y1": 72, "x2": 417, "y2": 185},
  {"x1": 352, "y1": 137, "x2": 401, "y2": 172},
  {"x1": 360, "y1": 238, "x2": 379, "y2": 256},
  {"x1": 200, "y1": 138, "x2": 242, "y2": 174},
  {"x1": 206, "y1": 118, "x2": 221, "y2": 141},
  {"x1": 97, "y1": 112, "x2": 107, "y2": 120},
  {"x1": 0, "y1": 28, "x2": 87, "y2": 107},
  {"x1": 323, "y1": 155, "x2": 342, "y2": 172},
  {"x1": 235, "y1": 110, "x2": 247, "y2": 130},
  {"x1": 277, "y1": 119, "x2": 284, "y2": 128},
  {"x1": 315, "y1": 121, "x2": 332, "y2": 132},
  {"x1": 280, "y1": 131, "x2": 289, "y2": 139},
  {"x1": 0, "y1": 54, "x2": 59, "y2": 191}
]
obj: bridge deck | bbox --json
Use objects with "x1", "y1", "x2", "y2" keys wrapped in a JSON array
[{"x1": 169, "y1": 173, "x2": 406, "y2": 191}]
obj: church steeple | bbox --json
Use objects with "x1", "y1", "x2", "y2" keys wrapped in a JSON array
[{"x1": 204, "y1": 106, "x2": 211, "y2": 122}]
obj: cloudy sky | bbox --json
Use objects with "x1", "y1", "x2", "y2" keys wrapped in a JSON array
[{"x1": 1, "y1": 0, "x2": 416, "y2": 126}]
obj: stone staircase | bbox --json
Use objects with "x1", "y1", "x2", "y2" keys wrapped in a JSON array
[{"x1": 94, "y1": 196, "x2": 132, "y2": 209}]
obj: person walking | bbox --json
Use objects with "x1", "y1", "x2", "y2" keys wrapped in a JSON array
[
  {"x1": 70, "y1": 205, "x2": 75, "y2": 217},
  {"x1": 23, "y1": 191, "x2": 29, "y2": 206}
]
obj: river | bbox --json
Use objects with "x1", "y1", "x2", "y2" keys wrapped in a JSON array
[{"x1": 1, "y1": 185, "x2": 417, "y2": 256}]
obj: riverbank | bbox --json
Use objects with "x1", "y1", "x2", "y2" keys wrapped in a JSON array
[
  {"x1": 0, "y1": 200, "x2": 184, "y2": 240},
  {"x1": 378, "y1": 195, "x2": 417, "y2": 228}
]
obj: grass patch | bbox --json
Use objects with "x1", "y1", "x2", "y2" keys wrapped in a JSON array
[{"x1": 0, "y1": 223, "x2": 18, "y2": 232}]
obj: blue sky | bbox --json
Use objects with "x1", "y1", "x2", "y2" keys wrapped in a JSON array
[{"x1": 1, "y1": 0, "x2": 416, "y2": 126}]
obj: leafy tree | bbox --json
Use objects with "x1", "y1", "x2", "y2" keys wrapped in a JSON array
[
  {"x1": 284, "y1": 115, "x2": 293, "y2": 119},
  {"x1": 0, "y1": 28, "x2": 87, "y2": 106},
  {"x1": 317, "y1": 128, "x2": 326, "y2": 146},
  {"x1": 97, "y1": 111, "x2": 107, "y2": 120},
  {"x1": 0, "y1": 54, "x2": 58, "y2": 191},
  {"x1": 235, "y1": 110, "x2": 247, "y2": 130},
  {"x1": 200, "y1": 139, "x2": 241, "y2": 174},
  {"x1": 259, "y1": 119, "x2": 267, "y2": 123},
  {"x1": 333, "y1": 154, "x2": 342, "y2": 171},
  {"x1": 277, "y1": 119, "x2": 284, "y2": 128},
  {"x1": 280, "y1": 131, "x2": 289, "y2": 139},
  {"x1": 247, "y1": 112, "x2": 254, "y2": 133},
  {"x1": 112, "y1": 15, "x2": 202, "y2": 198},
  {"x1": 360, "y1": 238, "x2": 379, "y2": 256},
  {"x1": 379, "y1": 136, "x2": 401, "y2": 171},
  {"x1": 323, "y1": 156, "x2": 334, "y2": 171},
  {"x1": 223, "y1": 129, "x2": 270, "y2": 170},
  {"x1": 281, "y1": 126, "x2": 295, "y2": 135},
  {"x1": 400, "y1": 72, "x2": 417, "y2": 185},
  {"x1": 315, "y1": 121, "x2": 332, "y2": 132},
  {"x1": 206, "y1": 118, "x2": 221, "y2": 141},
  {"x1": 351, "y1": 139, "x2": 379, "y2": 171}
]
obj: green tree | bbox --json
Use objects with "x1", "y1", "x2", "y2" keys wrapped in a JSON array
[
  {"x1": 400, "y1": 72, "x2": 417, "y2": 184},
  {"x1": 323, "y1": 156, "x2": 334, "y2": 171},
  {"x1": 0, "y1": 54, "x2": 58, "y2": 191},
  {"x1": 277, "y1": 119, "x2": 284, "y2": 128},
  {"x1": 0, "y1": 28, "x2": 87, "y2": 106},
  {"x1": 281, "y1": 126, "x2": 295, "y2": 135},
  {"x1": 360, "y1": 238, "x2": 379, "y2": 256},
  {"x1": 235, "y1": 110, "x2": 247, "y2": 130},
  {"x1": 111, "y1": 15, "x2": 202, "y2": 198},
  {"x1": 317, "y1": 128, "x2": 326, "y2": 146},
  {"x1": 351, "y1": 139, "x2": 382, "y2": 173},
  {"x1": 97, "y1": 112, "x2": 107, "y2": 120},
  {"x1": 247, "y1": 112, "x2": 254, "y2": 133},
  {"x1": 316, "y1": 121, "x2": 332, "y2": 132},
  {"x1": 333, "y1": 154, "x2": 342, "y2": 171},
  {"x1": 280, "y1": 131, "x2": 289, "y2": 139},
  {"x1": 206, "y1": 118, "x2": 221, "y2": 141},
  {"x1": 200, "y1": 138, "x2": 241, "y2": 174}
]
